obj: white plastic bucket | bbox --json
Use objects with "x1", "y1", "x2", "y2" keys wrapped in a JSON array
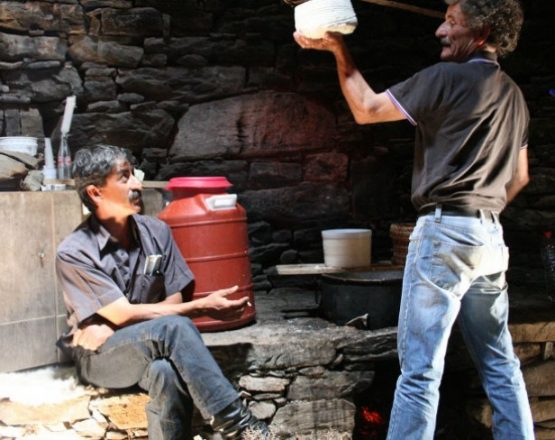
[
  {"x1": 294, "y1": 0, "x2": 358, "y2": 39},
  {"x1": 322, "y1": 228, "x2": 372, "y2": 268},
  {"x1": 0, "y1": 137, "x2": 38, "y2": 156}
]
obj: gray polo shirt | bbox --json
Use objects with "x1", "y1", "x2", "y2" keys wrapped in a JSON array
[
  {"x1": 56, "y1": 214, "x2": 194, "y2": 339},
  {"x1": 386, "y1": 51, "x2": 529, "y2": 213}
]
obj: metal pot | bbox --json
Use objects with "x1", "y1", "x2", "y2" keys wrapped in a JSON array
[{"x1": 319, "y1": 268, "x2": 403, "y2": 329}]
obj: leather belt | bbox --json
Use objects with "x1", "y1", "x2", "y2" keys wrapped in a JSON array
[{"x1": 418, "y1": 204, "x2": 498, "y2": 219}]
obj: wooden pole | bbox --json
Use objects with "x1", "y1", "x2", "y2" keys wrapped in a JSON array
[{"x1": 360, "y1": 0, "x2": 444, "y2": 19}]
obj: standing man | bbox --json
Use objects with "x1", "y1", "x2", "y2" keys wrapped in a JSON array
[
  {"x1": 56, "y1": 145, "x2": 269, "y2": 440},
  {"x1": 294, "y1": 0, "x2": 534, "y2": 438}
]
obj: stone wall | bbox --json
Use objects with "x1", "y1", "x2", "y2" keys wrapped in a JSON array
[{"x1": 1, "y1": 0, "x2": 554, "y2": 284}]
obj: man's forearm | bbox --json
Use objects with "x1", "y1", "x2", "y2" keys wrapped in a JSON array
[
  {"x1": 506, "y1": 147, "x2": 530, "y2": 203},
  {"x1": 97, "y1": 296, "x2": 207, "y2": 327},
  {"x1": 506, "y1": 177, "x2": 529, "y2": 203},
  {"x1": 333, "y1": 41, "x2": 378, "y2": 124}
]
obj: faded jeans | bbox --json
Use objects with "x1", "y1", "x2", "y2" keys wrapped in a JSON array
[
  {"x1": 72, "y1": 316, "x2": 239, "y2": 440},
  {"x1": 387, "y1": 207, "x2": 534, "y2": 440}
]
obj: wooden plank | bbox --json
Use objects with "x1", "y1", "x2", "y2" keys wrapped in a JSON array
[
  {"x1": 0, "y1": 192, "x2": 57, "y2": 323},
  {"x1": 359, "y1": 0, "x2": 444, "y2": 19},
  {"x1": 273, "y1": 264, "x2": 347, "y2": 275},
  {"x1": 272, "y1": 263, "x2": 404, "y2": 275},
  {"x1": 43, "y1": 178, "x2": 168, "y2": 189},
  {"x1": 0, "y1": 192, "x2": 83, "y2": 372}
]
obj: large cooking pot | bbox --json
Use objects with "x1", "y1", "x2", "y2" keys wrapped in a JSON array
[{"x1": 320, "y1": 268, "x2": 403, "y2": 329}]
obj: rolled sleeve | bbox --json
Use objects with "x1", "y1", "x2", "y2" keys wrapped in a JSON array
[
  {"x1": 56, "y1": 252, "x2": 124, "y2": 324},
  {"x1": 387, "y1": 64, "x2": 447, "y2": 126}
]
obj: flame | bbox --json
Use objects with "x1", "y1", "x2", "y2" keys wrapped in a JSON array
[{"x1": 360, "y1": 406, "x2": 386, "y2": 425}]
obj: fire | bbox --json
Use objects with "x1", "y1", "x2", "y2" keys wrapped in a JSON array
[{"x1": 360, "y1": 406, "x2": 386, "y2": 425}]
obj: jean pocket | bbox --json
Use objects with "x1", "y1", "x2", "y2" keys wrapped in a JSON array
[
  {"x1": 431, "y1": 240, "x2": 485, "y2": 295},
  {"x1": 480, "y1": 244, "x2": 509, "y2": 276}
]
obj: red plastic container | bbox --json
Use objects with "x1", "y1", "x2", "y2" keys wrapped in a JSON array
[{"x1": 158, "y1": 177, "x2": 256, "y2": 331}]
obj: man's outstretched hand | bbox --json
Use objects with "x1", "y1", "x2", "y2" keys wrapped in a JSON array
[{"x1": 200, "y1": 285, "x2": 249, "y2": 321}]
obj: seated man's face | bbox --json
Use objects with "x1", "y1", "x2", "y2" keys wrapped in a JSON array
[{"x1": 97, "y1": 160, "x2": 143, "y2": 217}]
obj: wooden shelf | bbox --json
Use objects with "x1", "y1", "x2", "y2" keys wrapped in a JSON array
[{"x1": 43, "y1": 179, "x2": 168, "y2": 189}]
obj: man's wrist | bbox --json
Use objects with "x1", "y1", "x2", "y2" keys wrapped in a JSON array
[{"x1": 182, "y1": 297, "x2": 207, "y2": 318}]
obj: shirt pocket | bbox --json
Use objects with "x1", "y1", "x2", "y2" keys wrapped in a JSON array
[{"x1": 137, "y1": 274, "x2": 166, "y2": 303}]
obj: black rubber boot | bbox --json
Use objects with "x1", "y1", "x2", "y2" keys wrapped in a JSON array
[{"x1": 211, "y1": 399, "x2": 270, "y2": 439}]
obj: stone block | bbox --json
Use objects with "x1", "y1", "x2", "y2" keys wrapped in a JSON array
[
  {"x1": 170, "y1": 91, "x2": 336, "y2": 160},
  {"x1": 514, "y1": 343, "x2": 543, "y2": 365},
  {"x1": 249, "y1": 161, "x2": 302, "y2": 187},
  {"x1": 271, "y1": 399, "x2": 356, "y2": 437},
  {"x1": 4, "y1": 108, "x2": 20, "y2": 136},
  {"x1": 84, "y1": 77, "x2": 117, "y2": 102},
  {"x1": 0, "y1": 396, "x2": 90, "y2": 425},
  {"x1": 239, "y1": 183, "x2": 350, "y2": 224},
  {"x1": 468, "y1": 396, "x2": 555, "y2": 427},
  {"x1": 93, "y1": 394, "x2": 149, "y2": 430},
  {"x1": 87, "y1": 100, "x2": 126, "y2": 113},
  {"x1": 69, "y1": 36, "x2": 143, "y2": 68},
  {"x1": 0, "y1": 2, "x2": 85, "y2": 35},
  {"x1": 116, "y1": 66, "x2": 245, "y2": 103},
  {"x1": 305, "y1": 152, "x2": 349, "y2": 183},
  {"x1": 531, "y1": 398, "x2": 555, "y2": 423},
  {"x1": 510, "y1": 319, "x2": 555, "y2": 343},
  {"x1": 94, "y1": 8, "x2": 164, "y2": 38},
  {"x1": 0, "y1": 154, "x2": 27, "y2": 181},
  {"x1": 70, "y1": 110, "x2": 174, "y2": 154},
  {"x1": 537, "y1": 427, "x2": 555, "y2": 440},
  {"x1": 239, "y1": 375, "x2": 289, "y2": 393},
  {"x1": 287, "y1": 370, "x2": 374, "y2": 401},
  {"x1": 523, "y1": 360, "x2": 555, "y2": 397},
  {"x1": 19, "y1": 108, "x2": 44, "y2": 137},
  {"x1": 249, "y1": 401, "x2": 276, "y2": 420},
  {"x1": 247, "y1": 339, "x2": 337, "y2": 370},
  {"x1": 157, "y1": 159, "x2": 247, "y2": 184},
  {"x1": 0, "y1": 32, "x2": 66, "y2": 62}
]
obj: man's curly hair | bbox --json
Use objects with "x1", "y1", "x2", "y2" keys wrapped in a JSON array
[{"x1": 445, "y1": 0, "x2": 524, "y2": 57}]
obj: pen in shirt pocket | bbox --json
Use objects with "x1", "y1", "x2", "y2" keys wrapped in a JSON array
[{"x1": 143, "y1": 254, "x2": 163, "y2": 275}]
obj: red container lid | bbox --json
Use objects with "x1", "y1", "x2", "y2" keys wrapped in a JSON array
[{"x1": 166, "y1": 177, "x2": 232, "y2": 192}]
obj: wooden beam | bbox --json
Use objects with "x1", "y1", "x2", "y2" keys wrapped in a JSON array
[
  {"x1": 43, "y1": 179, "x2": 168, "y2": 189},
  {"x1": 360, "y1": 0, "x2": 444, "y2": 19}
]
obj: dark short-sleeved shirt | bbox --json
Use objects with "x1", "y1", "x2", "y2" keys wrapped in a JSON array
[
  {"x1": 386, "y1": 52, "x2": 529, "y2": 212},
  {"x1": 56, "y1": 214, "x2": 194, "y2": 340}
]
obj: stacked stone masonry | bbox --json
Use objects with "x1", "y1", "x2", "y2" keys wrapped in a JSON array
[{"x1": 0, "y1": 0, "x2": 553, "y2": 283}]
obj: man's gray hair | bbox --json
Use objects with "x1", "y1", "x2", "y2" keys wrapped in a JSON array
[
  {"x1": 72, "y1": 144, "x2": 134, "y2": 212},
  {"x1": 444, "y1": 0, "x2": 524, "y2": 57}
]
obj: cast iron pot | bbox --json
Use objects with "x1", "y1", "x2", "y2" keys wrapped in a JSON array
[{"x1": 319, "y1": 268, "x2": 403, "y2": 329}]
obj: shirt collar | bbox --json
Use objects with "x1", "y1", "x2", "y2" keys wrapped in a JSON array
[
  {"x1": 466, "y1": 51, "x2": 499, "y2": 66},
  {"x1": 89, "y1": 214, "x2": 140, "y2": 251}
]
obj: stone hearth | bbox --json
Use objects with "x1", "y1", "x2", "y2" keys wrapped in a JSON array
[{"x1": 1, "y1": 284, "x2": 554, "y2": 439}]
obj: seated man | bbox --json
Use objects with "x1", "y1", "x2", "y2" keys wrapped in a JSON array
[{"x1": 56, "y1": 144, "x2": 268, "y2": 440}]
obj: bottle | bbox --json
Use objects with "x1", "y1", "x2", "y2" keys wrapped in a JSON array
[
  {"x1": 57, "y1": 135, "x2": 72, "y2": 179},
  {"x1": 42, "y1": 137, "x2": 57, "y2": 180},
  {"x1": 540, "y1": 230, "x2": 555, "y2": 302}
]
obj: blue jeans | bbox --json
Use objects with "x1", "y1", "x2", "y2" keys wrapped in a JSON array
[
  {"x1": 72, "y1": 316, "x2": 239, "y2": 440},
  {"x1": 387, "y1": 208, "x2": 534, "y2": 440}
]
